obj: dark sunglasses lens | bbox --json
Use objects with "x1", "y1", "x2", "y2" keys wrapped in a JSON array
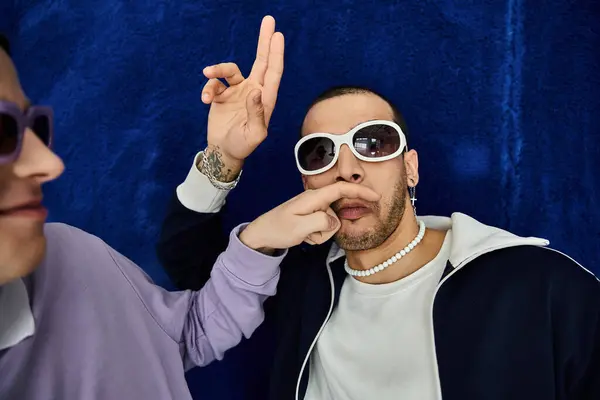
[
  {"x1": 32, "y1": 115, "x2": 51, "y2": 146},
  {"x1": 0, "y1": 112, "x2": 19, "y2": 155},
  {"x1": 353, "y1": 124, "x2": 401, "y2": 158},
  {"x1": 298, "y1": 136, "x2": 336, "y2": 171}
]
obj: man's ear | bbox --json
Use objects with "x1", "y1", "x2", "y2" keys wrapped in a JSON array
[{"x1": 404, "y1": 149, "x2": 419, "y2": 187}]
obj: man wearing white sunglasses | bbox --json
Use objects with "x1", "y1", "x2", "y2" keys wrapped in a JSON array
[{"x1": 159, "y1": 16, "x2": 599, "y2": 400}]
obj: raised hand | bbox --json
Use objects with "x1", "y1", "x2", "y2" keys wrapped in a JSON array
[
  {"x1": 200, "y1": 16, "x2": 285, "y2": 182},
  {"x1": 239, "y1": 182, "x2": 381, "y2": 254}
]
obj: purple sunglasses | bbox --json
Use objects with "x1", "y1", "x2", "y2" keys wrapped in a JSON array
[{"x1": 0, "y1": 100, "x2": 53, "y2": 164}]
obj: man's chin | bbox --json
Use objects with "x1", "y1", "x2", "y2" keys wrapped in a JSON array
[
  {"x1": 334, "y1": 223, "x2": 379, "y2": 251},
  {"x1": 338, "y1": 216, "x2": 376, "y2": 232},
  {"x1": 0, "y1": 233, "x2": 47, "y2": 284}
]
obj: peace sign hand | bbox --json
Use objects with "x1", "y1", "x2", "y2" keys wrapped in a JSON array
[{"x1": 200, "y1": 16, "x2": 285, "y2": 182}]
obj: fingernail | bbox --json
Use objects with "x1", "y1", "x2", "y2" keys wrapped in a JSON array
[
  {"x1": 329, "y1": 215, "x2": 339, "y2": 230},
  {"x1": 254, "y1": 93, "x2": 261, "y2": 103},
  {"x1": 202, "y1": 93, "x2": 209, "y2": 101}
]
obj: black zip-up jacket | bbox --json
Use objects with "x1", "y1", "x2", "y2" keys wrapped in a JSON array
[{"x1": 157, "y1": 194, "x2": 600, "y2": 400}]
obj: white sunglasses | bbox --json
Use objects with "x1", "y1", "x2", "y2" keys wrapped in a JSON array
[{"x1": 294, "y1": 119, "x2": 408, "y2": 176}]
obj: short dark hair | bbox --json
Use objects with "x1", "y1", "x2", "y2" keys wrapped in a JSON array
[
  {"x1": 307, "y1": 85, "x2": 410, "y2": 143},
  {"x1": 0, "y1": 34, "x2": 10, "y2": 56}
]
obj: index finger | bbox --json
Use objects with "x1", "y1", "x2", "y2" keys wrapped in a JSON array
[
  {"x1": 249, "y1": 15, "x2": 275, "y2": 84},
  {"x1": 293, "y1": 182, "x2": 381, "y2": 215},
  {"x1": 262, "y1": 32, "x2": 284, "y2": 125}
]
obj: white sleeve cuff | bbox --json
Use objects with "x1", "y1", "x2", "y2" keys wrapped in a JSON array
[{"x1": 176, "y1": 152, "x2": 235, "y2": 213}]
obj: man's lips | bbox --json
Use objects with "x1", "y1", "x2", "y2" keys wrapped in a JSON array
[
  {"x1": 0, "y1": 201, "x2": 48, "y2": 220},
  {"x1": 337, "y1": 207, "x2": 370, "y2": 220},
  {"x1": 335, "y1": 202, "x2": 372, "y2": 221}
]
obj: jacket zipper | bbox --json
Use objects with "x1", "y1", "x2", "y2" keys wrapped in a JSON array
[{"x1": 295, "y1": 263, "x2": 336, "y2": 400}]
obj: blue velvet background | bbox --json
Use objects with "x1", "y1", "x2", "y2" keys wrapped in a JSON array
[{"x1": 2, "y1": 1, "x2": 599, "y2": 399}]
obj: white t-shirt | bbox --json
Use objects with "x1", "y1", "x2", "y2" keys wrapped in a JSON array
[{"x1": 305, "y1": 230, "x2": 452, "y2": 400}]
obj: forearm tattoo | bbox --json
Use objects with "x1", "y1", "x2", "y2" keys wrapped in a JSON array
[{"x1": 198, "y1": 146, "x2": 237, "y2": 183}]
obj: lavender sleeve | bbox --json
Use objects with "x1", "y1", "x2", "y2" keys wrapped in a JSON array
[{"x1": 105, "y1": 223, "x2": 285, "y2": 370}]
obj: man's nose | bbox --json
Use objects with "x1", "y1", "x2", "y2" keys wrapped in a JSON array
[
  {"x1": 334, "y1": 145, "x2": 364, "y2": 183},
  {"x1": 12, "y1": 129, "x2": 64, "y2": 184}
]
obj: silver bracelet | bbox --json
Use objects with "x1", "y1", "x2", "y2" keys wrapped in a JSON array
[{"x1": 200, "y1": 150, "x2": 242, "y2": 190}]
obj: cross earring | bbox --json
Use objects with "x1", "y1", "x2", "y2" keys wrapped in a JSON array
[{"x1": 409, "y1": 182, "x2": 417, "y2": 216}]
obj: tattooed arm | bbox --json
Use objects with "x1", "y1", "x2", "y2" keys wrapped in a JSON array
[
  {"x1": 157, "y1": 16, "x2": 285, "y2": 290},
  {"x1": 199, "y1": 145, "x2": 243, "y2": 183}
]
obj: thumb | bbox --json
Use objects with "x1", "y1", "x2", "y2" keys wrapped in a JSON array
[
  {"x1": 325, "y1": 207, "x2": 340, "y2": 231},
  {"x1": 246, "y1": 89, "x2": 267, "y2": 141},
  {"x1": 300, "y1": 210, "x2": 340, "y2": 245}
]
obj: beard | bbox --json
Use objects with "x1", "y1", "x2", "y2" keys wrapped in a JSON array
[{"x1": 333, "y1": 178, "x2": 408, "y2": 251}]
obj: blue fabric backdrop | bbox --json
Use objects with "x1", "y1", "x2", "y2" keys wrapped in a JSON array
[{"x1": 2, "y1": 1, "x2": 599, "y2": 399}]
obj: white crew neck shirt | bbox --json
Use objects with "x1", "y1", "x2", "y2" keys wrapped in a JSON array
[{"x1": 305, "y1": 230, "x2": 453, "y2": 400}]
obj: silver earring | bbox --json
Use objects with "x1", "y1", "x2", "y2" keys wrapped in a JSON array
[{"x1": 409, "y1": 185, "x2": 417, "y2": 216}]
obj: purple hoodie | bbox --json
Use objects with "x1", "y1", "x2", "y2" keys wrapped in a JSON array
[{"x1": 0, "y1": 222, "x2": 284, "y2": 399}]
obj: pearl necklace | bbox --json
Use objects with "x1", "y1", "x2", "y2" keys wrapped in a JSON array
[{"x1": 344, "y1": 220, "x2": 426, "y2": 277}]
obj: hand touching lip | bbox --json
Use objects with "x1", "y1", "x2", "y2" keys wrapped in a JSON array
[{"x1": 239, "y1": 181, "x2": 381, "y2": 252}]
